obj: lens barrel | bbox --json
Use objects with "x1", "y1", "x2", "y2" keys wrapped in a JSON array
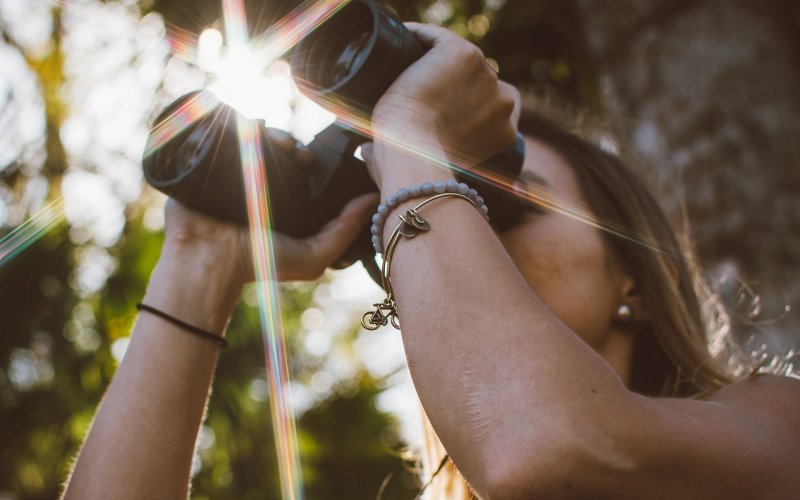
[
  {"x1": 143, "y1": 92, "x2": 251, "y2": 224},
  {"x1": 291, "y1": 0, "x2": 426, "y2": 111}
]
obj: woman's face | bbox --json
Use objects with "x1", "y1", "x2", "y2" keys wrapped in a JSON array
[{"x1": 498, "y1": 136, "x2": 633, "y2": 352}]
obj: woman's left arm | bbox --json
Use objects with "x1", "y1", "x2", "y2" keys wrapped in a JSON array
[{"x1": 368, "y1": 23, "x2": 800, "y2": 500}]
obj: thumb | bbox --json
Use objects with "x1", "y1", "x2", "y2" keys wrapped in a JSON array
[
  {"x1": 361, "y1": 142, "x2": 374, "y2": 164},
  {"x1": 360, "y1": 142, "x2": 384, "y2": 186},
  {"x1": 305, "y1": 192, "x2": 380, "y2": 270},
  {"x1": 404, "y1": 22, "x2": 456, "y2": 47}
]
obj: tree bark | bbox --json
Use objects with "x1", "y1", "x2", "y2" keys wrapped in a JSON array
[{"x1": 575, "y1": 0, "x2": 800, "y2": 355}]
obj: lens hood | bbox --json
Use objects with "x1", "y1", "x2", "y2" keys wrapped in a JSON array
[{"x1": 291, "y1": 0, "x2": 426, "y2": 111}]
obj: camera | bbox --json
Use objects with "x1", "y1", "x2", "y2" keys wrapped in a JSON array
[{"x1": 142, "y1": 0, "x2": 526, "y2": 282}]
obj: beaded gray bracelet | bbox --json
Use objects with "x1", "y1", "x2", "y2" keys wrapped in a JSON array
[{"x1": 370, "y1": 180, "x2": 489, "y2": 254}]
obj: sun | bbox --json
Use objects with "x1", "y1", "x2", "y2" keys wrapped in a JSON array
[{"x1": 197, "y1": 28, "x2": 292, "y2": 124}]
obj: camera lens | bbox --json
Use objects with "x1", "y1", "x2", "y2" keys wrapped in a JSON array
[
  {"x1": 292, "y1": 0, "x2": 430, "y2": 109},
  {"x1": 149, "y1": 122, "x2": 214, "y2": 183},
  {"x1": 292, "y1": 1, "x2": 378, "y2": 94},
  {"x1": 328, "y1": 28, "x2": 372, "y2": 87},
  {"x1": 304, "y1": 5, "x2": 373, "y2": 89},
  {"x1": 144, "y1": 92, "x2": 219, "y2": 186}
]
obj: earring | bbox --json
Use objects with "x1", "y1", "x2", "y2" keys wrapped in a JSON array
[{"x1": 616, "y1": 304, "x2": 633, "y2": 322}]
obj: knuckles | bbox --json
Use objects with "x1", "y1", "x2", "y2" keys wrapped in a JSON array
[
  {"x1": 463, "y1": 43, "x2": 487, "y2": 66},
  {"x1": 294, "y1": 240, "x2": 325, "y2": 281},
  {"x1": 497, "y1": 92, "x2": 517, "y2": 118}
]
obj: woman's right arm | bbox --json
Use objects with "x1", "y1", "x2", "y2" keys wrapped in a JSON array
[
  {"x1": 366, "y1": 23, "x2": 800, "y2": 500},
  {"x1": 61, "y1": 188, "x2": 377, "y2": 499}
]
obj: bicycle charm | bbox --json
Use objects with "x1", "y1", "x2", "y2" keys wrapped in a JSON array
[{"x1": 361, "y1": 297, "x2": 400, "y2": 330}]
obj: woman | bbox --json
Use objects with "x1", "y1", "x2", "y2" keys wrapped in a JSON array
[
  {"x1": 63, "y1": 23, "x2": 799, "y2": 499},
  {"x1": 413, "y1": 103, "x2": 785, "y2": 499}
]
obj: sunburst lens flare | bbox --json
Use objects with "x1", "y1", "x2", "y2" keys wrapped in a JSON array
[
  {"x1": 249, "y1": 0, "x2": 352, "y2": 65},
  {"x1": 197, "y1": 28, "x2": 224, "y2": 71},
  {"x1": 222, "y1": 0, "x2": 249, "y2": 48},
  {"x1": 166, "y1": 24, "x2": 200, "y2": 65},
  {"x1": 236, "y1": 115, "x2": 303, "y2": 500},
  {"x1": 224, "y1": 0, "x2": 304, "y2": 498},
  {"x1": 143, "y1": 90, "x2": 220, "y2": 159},
  {"x1": 206, "y1": 44, "x2": 276, "y2": 120},
  {"x1": 205, "y1": 1, "x2": 351, "y2": 121},
  {"x1": 0, "y1": 198, "x2": 66, "y2": 268}
]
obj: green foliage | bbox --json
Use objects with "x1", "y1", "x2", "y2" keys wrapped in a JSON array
[{"x1": 299, "y1": 375, "x2": 418, "y2": 500}]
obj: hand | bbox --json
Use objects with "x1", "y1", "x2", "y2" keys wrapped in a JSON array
[
  {"x1": 371, "y1": 23, "x2": 520, "y2": 182},
  {"x1": 162, "y1": 130, "x2": 379, "y2": 286}
]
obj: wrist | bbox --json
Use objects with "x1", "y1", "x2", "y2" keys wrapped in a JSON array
[
  {"x1": 146, "y1": 245, "x2": 245, "y2": 334},
  {"x1": 372, "y1": 100, "x2": 438, "y2": 134},
  {"x1": 373, "y1": 142, "x2": 455, "y2": 193}
]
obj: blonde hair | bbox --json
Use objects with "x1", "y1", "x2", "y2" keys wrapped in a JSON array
[
  {"x1": 416, "y1": 410, "x2": 473, "y2": 499},
  {"x1": 412, "y1": 107, "x2": 752, "y2": 498}
]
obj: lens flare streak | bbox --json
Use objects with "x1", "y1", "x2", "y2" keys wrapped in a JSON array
[
  {"x1": 221, "y1": 0, "x2": 249, "y2": 48},
  {"x1": 0, "y1": 197, "x2": 66, "y2": 267},
  {"x1": 306, "y1": 91, "x2": 680, "y2": 257},
  {"x1": 218, "y1": 3, "x2": 364, "y2": 499},
  {"x1": 143, "y1": 90, "x2": 220, "y2": 158},
  {"x1": 249, "y1": 0, "x2": 352, "y2": 69},
  {"x1": 236, "y1": 115, "x2": 303, "y2": 500},
  {"x1": 165, "y1": 23, "x2": 199, "y2": 64}
]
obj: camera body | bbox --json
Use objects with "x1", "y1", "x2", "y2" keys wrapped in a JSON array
[
  {"x1": 144, "y1": 97, "x2": 374, "y2": 239},
  {"x1": 142, "y1": 0, "x2": 526, "y2": 278}
]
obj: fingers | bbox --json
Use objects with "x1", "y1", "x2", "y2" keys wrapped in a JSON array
[
  {"x1": 308, "y1": 193, "x2": 379, "y2": 264},
  {"x1": 283, "y1": 193, "x2": 379, "y2": 280},
  {"x1": 361, "y1": 142, "x2": 374, "y2": 163},
  {"x1": 499, "y1": 81, "x2": 522, "y2": 145},
  {"x1": 404, "y1": 22, "x2": 473, "y2": 51},
  {"x1": 405, "y1": 22, "x2": 487, "y2": 61},
  {"x1": 359, "y1": 141, "x2": 383, "y2": 188},
  {"x1": 265, "y1": 128, "x2": 313, "y2": 165},
  {"x1": 404, "y1": 22, "x2": 460, "y2": 47},
  {"x1": 501, "y1": 81, "x2": 522, "y2": 127}
]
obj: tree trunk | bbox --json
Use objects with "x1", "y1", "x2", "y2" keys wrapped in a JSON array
[{"x1": 575, "y1": 0, "x2": 800, "y2": 357}]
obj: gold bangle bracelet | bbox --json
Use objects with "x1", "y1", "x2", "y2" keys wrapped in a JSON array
[{"x1": 361, "y1": 192, "x2": 481, "y2": 331}]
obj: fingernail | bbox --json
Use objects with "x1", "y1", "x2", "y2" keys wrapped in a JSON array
[{"x1": 361, "y1": 143, "x2": 373, "y2": 162}]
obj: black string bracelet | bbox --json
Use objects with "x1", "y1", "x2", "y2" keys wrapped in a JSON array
[{"x1": 136, "y1": 303, "x2": 228, "y2": 348}]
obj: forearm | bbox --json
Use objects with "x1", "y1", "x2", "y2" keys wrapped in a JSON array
[
  {"x1": 62, "y1": 245, "x2": 242, "y2": 500},
  {"x1": 377, "y1": 145, "x2": 631, "y2": 495}
]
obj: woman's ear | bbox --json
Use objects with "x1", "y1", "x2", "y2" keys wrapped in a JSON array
[{"x1": 615, "y1": 274, "x2": 650, "y2": 325}]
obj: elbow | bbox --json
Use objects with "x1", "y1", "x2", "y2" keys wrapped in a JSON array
[
  {"x1": 476, "y1": 426, "x2": 639, "y2": 499},
  {"x1": 478, "y1": 444, "x2": 581, "y2": 500},
  {"x1": 480, "y1": 466, "x2": 539, "y2": 500}
]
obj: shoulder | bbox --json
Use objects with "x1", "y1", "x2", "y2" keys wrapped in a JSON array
[
  {"x1": 709, "y1": 373, "x2": 800, "y2": 452},
  {"x1": 710, "y1": 373, "x2": 800, "y2": 411}
]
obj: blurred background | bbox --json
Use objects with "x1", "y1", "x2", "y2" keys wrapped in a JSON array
[{"x1": 1, "y1": 0, "x2": 798, "y2": 498}]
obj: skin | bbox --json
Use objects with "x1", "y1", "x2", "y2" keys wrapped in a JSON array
[
  {"x1": 497, "y1": 136, "x2": 642, "y2": 383},
  {"x1": 63, "y1": 23, "x2": 800, "y2": 500},
  {"x1": 62, "y1": 144, "x2": 380, "y2": 500}
]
